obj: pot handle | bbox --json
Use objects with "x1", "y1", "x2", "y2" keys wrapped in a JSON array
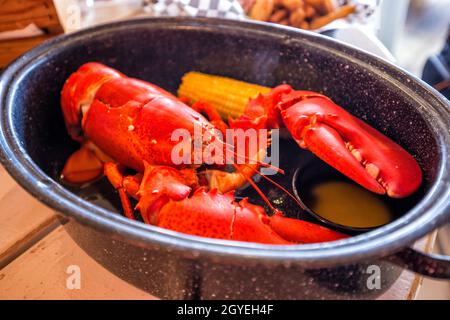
[{"x1": 388, "y1": 248, "x2": 450, "y2": 279}]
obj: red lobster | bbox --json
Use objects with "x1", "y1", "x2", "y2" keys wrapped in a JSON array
[{"x1": 60, "y1": 63, "x2": 422, "y2": 244}]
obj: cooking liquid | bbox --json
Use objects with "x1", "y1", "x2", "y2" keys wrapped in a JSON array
[{"x1": 306, "y1": 180, "x2": 394, "y2": 228}]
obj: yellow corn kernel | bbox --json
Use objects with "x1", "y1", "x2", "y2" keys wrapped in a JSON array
[{"x1": 178, "y1": 72, "x2": 271, "y2": 119}]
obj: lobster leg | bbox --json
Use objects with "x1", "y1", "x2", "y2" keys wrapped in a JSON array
[
  {"x1": 123, "y1": 174, "x2": 143, "y2": 199},
  {"x1": 205, "y1": 147, "x2": 267, "y2": 193},
  {"x1": 104, "y1": 162, "x2": 135, "y2": 220}
]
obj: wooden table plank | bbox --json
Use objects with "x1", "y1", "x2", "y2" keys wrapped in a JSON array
[
  {"x1": 0, "y1": 220, "x2": 433, "y2": 300},
  {"x1": 0, "y1": 166, "x2": 60, "y2": 268},
  {"x1": 0, "y1": 225, "x2": 154, "y2": 300},
  {"x1": 377, "y1": 232, "x2": 436, "y2": 300},
  {"x1": 0, "y1": 0, "x2": 63, "y2": 33},
  {"x1": 0, "y1": 35, "x2": 54, "y2": 68}
]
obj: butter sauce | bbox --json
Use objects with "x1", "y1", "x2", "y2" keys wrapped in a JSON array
[{"x1": 305, "y1": 180, "x2": 394, "y2": 229}]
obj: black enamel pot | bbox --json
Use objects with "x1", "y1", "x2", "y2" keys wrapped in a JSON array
[{"x1": 1, "y1": 18, "x2": 450, "y2": 299}]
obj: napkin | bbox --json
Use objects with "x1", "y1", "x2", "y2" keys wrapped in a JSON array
[{"x1": 0, "y1": 23, "x2": 44, "y2": 41}]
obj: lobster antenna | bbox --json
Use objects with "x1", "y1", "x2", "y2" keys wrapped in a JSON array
[
  {"x1": 231, "y1": 163, "x2": 278, "y2": 212},
  {"x1": 223, "y1": 142, "x2": 285, "y2": 175},
  {"x1": 241, "y1": 163, "x2": 303, "y2": 208}
]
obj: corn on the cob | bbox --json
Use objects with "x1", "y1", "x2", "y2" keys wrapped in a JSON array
[{"x1": 178, "y1": 72, "x2": 271, "y2": 119}]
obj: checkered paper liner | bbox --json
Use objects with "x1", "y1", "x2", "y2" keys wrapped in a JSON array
[
  {"x1": 148, "y1": 0, "x2": 246, "y2": 20},
  {"x1": 144, "y1": 0, "x2": 380, "y2": 30},
  {"x1": 331, "y1": 0, "x2": 380, "y2": 29}
]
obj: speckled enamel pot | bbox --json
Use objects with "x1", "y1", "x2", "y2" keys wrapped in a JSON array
[{"x1": 0, "y1": 18, "x2": 449, "y2": 299}]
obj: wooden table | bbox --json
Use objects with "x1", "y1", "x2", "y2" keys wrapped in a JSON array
[
  {"x1": 0, "y1": 165, "x2": 435, "y2": 300},
  {"x1": 0, "y1": 0, "x2": 63, "y2": 68}
]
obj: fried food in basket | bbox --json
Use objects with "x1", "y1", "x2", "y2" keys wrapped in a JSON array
[{"x1": 244, "y1": 0, "x2": 356, "y2": 30}]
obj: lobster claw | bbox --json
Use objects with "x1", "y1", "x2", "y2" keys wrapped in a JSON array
[
  {"x1": 61, "y1": 62, "x2": 123, "y2": 141},
  {"x1": 280, "y1": 92, "x2": 422, "y2": 198},
  {"x1": 60, "y1": 62, "x2": 174, "y2": 142}
]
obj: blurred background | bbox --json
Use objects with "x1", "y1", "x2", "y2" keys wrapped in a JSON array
[
  {"x1": 51, "y1": 0, "x2": 450, "y2": 75},
  {"x1": 394, "y1": 0, "x2": 450, "y2": 75}
]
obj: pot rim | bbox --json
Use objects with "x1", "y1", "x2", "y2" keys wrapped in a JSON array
[{"x1": 1, "y1": 17, "x2": 449, "y2": 267}]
